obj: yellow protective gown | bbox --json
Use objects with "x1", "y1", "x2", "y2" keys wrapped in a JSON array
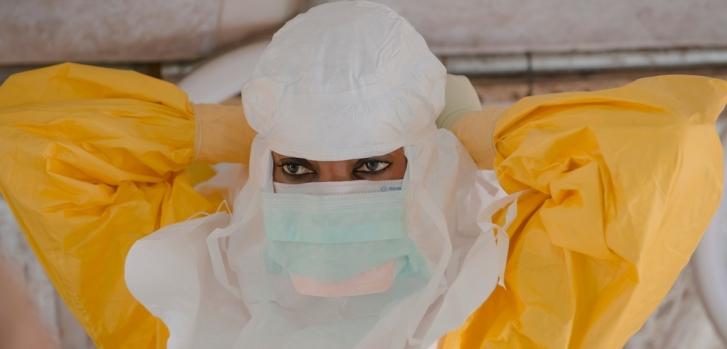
[
  {"x1": 0, "y1": 64, "x2": 219, "y2": 348},
  {"x1": 444, "y1": 75, "x2": 727, "y2": 348},
  {"x1": 0, "y1": 63, "x2": 725, "y2": 349}
]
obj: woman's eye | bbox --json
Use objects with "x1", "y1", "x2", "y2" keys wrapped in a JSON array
[
  {"x1": 282, "y1": 163, "x2": 315, "y2": 176},
  {"x1": 356, "y1": 160, "x2": 391, "y2": 173}
]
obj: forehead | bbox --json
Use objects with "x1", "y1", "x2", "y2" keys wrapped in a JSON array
[{"x1": 271, "y1": 148, "x2": 404, "y2": 161}]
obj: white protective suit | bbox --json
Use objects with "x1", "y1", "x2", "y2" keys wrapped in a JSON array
[{"x1": 125, "y1": 1, "x2": 518, "y2": 348}]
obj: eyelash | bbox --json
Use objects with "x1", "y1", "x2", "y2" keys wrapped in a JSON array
[
  {"x1": 355, "y1": 160, "x2": 391, "y2": 173},
  {"x1": 279, "y1": 162, "x2": 315, "y2": 176},
  {"x1": 276, "y1": 160, "x2": 392, "y2": 177}
]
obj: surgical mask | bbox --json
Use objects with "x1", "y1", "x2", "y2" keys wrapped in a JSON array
[{"x1": 262, "y1": 180, "x2": 428, "y2": 297}]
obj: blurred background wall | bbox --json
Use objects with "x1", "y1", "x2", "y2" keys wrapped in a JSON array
[
  {"x1": 3, "y1": 0, "x2": 727, "y2": 62},
  {"x1": 1, "y1": 1, "x2": 726, "y2": 348}
]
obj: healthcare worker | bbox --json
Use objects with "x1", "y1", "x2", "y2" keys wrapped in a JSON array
[
  {"x1": 0, "y1": 1, "x2": 726, "y2": 348},
  {"x1": 127, "y1": 2, "x2": 514, "y2": 348}
]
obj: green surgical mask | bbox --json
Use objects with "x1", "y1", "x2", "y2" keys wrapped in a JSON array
[{"x1": 261, "y1": 180, "x2": 429, "y2": 297}]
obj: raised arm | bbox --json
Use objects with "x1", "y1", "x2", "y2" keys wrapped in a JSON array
[
  {"x1": 0, "y1": 63, "x2": 219, "y2": 348},
  {"x1": 443, "y1": 75, "x2": 727, "y2": 348}
]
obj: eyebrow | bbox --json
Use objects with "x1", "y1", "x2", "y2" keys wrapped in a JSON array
[
  {"x1": 274, "y1": 156, "x2": 312, "y2": 164},
  {"x1": 273, "y1": 153, "x2": 396, "y2": 166},
  {"x1": 353, "y1": 155, "x2": 391, "y2": 165}
]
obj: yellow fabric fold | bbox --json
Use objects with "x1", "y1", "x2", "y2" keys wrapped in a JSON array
[
  {"x1": 0, "y1": 63, "x2": 218, "y2": 349},
  {"x1": 443, "y1": 75, "x2": 727, "y2": 348}
]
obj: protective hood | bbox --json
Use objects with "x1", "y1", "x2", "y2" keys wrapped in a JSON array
[{"x1": 241, "y1": 0, "x2": 446, "y2": 161}]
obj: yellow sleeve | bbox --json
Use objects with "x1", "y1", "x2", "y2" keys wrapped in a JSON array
[
  {"x1": 0, "y1": 63, "x2": 219, "y2": 349},
  {"x1": 443, "y1": 75, "x2": 727, "y2": 348}
]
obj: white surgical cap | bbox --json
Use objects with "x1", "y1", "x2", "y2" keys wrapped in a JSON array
[{"x1": 242, "y1": 0, "x2": 447, "y2": 160}]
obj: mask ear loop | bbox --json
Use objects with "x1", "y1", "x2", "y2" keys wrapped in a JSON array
[{"x1": 206, "y1": 136, "x2": 273, "y2": 298}]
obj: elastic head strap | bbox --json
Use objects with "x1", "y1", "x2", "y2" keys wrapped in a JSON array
[
  {"x1": 477, "y1": 190, "x2": 529, "y2": 287},
  {"x1": 206, "y1": 225, "x2": 242, "y2": 298}
]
